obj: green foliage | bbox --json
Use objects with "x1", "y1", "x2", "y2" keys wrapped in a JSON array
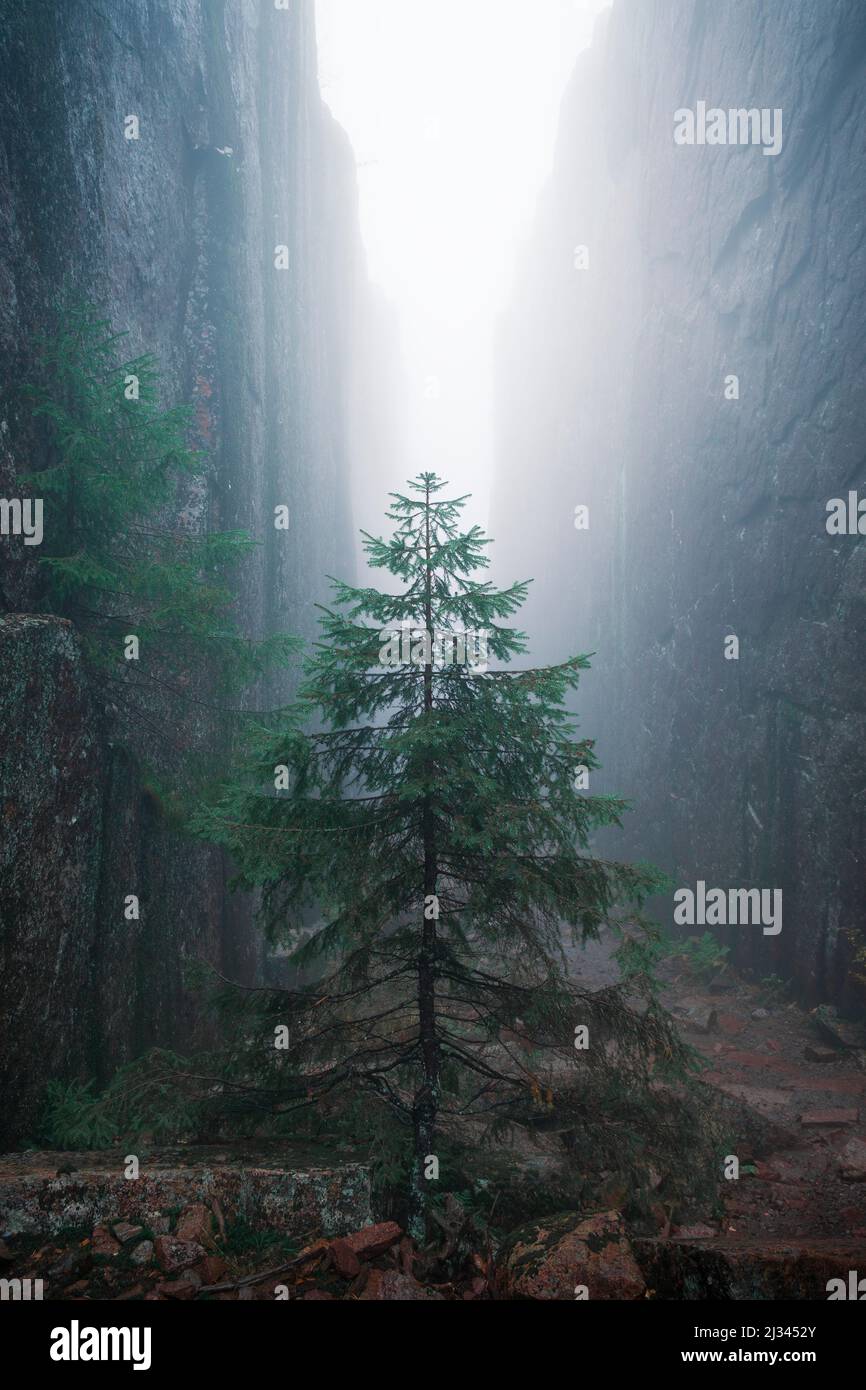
[
  {"x1": 614, "y1": 909, "x2": 670, "y2": 984},
  {"x1": 221, "y1": 1218, "x2": 300, "y2": 1263},
  {"x1": 178, "y1": 475, "x2": 704, "y2": 1223},
  {"x1": 666, "y1": 931, "x2": 730, "y2": 983},
  {"x1": 757, "y1": 973, "x2": 790, "y2": 1007},
  {"x1": 20, "y1": 302, "x2": 296, "y2": 701},
  {"x1": 39, "y1": 1051, "x2": 208, "y2": 1149},
  {"x1": 39, "y1": 1080, "x2": 118, "y2": 1150}
]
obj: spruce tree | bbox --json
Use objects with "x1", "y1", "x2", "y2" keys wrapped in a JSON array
[
  {"x1": 195, "y1": 473, "x2": 689, "y2": 1237},
  {"x1": 20, "y1": 302, "x2": 292, "y2": 716}
]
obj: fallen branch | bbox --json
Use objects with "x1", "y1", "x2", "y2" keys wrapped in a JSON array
[{"x1": 196, "y1": 1234, "x2": 323, "y2": 1296}]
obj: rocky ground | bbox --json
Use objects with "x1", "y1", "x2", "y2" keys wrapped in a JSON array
[
  {"x1": 658, "y1": 961, "x2": 866, "y2": 1243},
  {"x1": 1, "y1": 958, "x2": 864, "y2": 1300}
]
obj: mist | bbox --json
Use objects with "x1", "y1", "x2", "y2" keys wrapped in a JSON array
[
  {"x1": 316, "y1": 0, "x2": 608, "y2": 539},
  {"x1": 0, "y1": 0, "x2": 864, "y2": 1326}
]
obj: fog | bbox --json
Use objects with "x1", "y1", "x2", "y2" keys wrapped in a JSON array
[
  {"x1": 0, "y1": 0, "x2": 863, "y2": 1311},
  {"x1": 316, "y1": 0, "x2": 609, "y2": 537},
  {"x1": 314, "y1": 0, "x2": 866, "y2": 1010}
]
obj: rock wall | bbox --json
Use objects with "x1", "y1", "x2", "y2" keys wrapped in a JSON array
[
  {"x1": 0, "y1": 0, "x2": 375, "y2": 1143},
  {"x1": 0, "y1": 1145, "x2": 371, "y2": 1242},
  {"x1": 493, "y1": 0, "x2": 866, "y2": 1006}
]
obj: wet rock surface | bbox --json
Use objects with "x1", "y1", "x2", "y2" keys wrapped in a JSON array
[
  {"x1": 635, "y1": 1236, "x2": 866, "y2": 1301},
  {"x1": 1, "y1": 948, "x2": 863, "y2": 1300},
  {"x1": 0, "y1": 0, "x2": 373, "y2": 1147},
  {"x1": 0, "y1": 616, "x2": 104, "y2": 1147},
  {"x1": 492, "y1": 0, "x2": 866, "y2": 1008},
  {"x1": 498, "y1": 1210, "x2": 646, "y2": 1300},
  {"x1": 0, "y1": 1143, "x2": 372, "y2": 1243}
]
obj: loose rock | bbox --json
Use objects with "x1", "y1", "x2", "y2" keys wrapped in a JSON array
[
  {"x1": 175, "y1": 1204, "x2": 213, "y2": 1247},
  {"x1": 329, "y1": 1237, "x2": 361, "y2": 1279},
  {"x1": 154, "y1": 1235, "x2": 206, "y2": 1275},
  {"x1": 800, "y1": 1109, "x2": 858, "y2": 1129},
  {"x1": 91, "y1": 1224, "x2": 121, "y2": 1259},
  {"x1": 838, "y1": 1137, "x2": 866, "y2": 1182},
  {"x1": 358, "y1": 1269, "x2": 445, "y2": 1300},
  {"x1": 343, "y1": 1221, "x2": 402, "y2": 1260},
  {"x1": 112, "y1": 1222, "x2": 143, "y2": 1245}
]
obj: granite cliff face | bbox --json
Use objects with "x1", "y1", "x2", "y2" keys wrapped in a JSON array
[
  {"x1": 493, "y1": 0, "x2": 866, "y2": 1005},
  {"x1": 0, "y1": 0, "x2": 374, "y2": 1143}
]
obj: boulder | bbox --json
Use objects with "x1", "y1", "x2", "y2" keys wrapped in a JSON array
[
  {"x1": 498, "y1": 1210, "x2": 646, "y2": 1300},
  {"x1": 673, "y1": 1001, "x2": 717, "y2": 1034},
  {"x1": 812, "y1": 1006, "x2": 865, "y2": 1051}
]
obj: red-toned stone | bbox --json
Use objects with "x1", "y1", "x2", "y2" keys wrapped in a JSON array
[
  {"x1": 358, "y1": 1268, "x2": 445, "y2": 1300},
  {"x1": 330, "y1": 1237, "x2": 361, "y2": 1278},
  {"x1": 805, "y1": 1076, "x2": 866, "y2": 1095},
  {"x1": 726, "y1": 1050, "x2": 788, "y2": 1070},
  {"x1": 196, "y1": 1254, "x2": 228, "y2": 1284},
  {"x1": 112, "y1": 1222, "x2": 143, "y2": 1245},
  {"x1": 156, "y1": 1277, "x2": 199, "y2": 1300},
  {"x1": 175, "y1": 1204, "x2": 214, "y2": 1246},
  {"x1": 717, "y1": 1014, "x2": 748, "y2": 1037},
  {"x1": 91, "y1": 1224, "x2": 121, "y2": 1259},
  {"x1": 754, "y1": 1161, "x2": 780, "y2": 1181},
  {"x1": 499, "y1": 1211, "x2": 645, "y2": 1301},
  {"x1": 800, "y1": 1109, "x2": 858, "y2": 1128},
  {"x1": 343, "y1": 1221, "x2": 402, "y2": 1260},
  {"x1": 397, "y1": 1235, "x2": 416, "y2": 1275},
  {"x1": 673, "y1": 1223, "x2": 717, "y2": 1238}
]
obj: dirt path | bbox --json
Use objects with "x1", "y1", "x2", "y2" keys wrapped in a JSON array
[
  {"x1": 570, "y1": 935, "x2": 866, "y2": 1240},
  {"x1": 666, "y1": 971, "x2": 866, "y2": 1240}
]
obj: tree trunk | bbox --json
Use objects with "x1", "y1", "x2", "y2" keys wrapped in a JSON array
[{"x1": 409, "y1": 480, "x2": 440, "y2": 1241}]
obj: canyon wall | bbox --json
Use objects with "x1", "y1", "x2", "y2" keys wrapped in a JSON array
[
  {"x1": 493, "y1": 0, "x2": 866, "y2": 1005},
  {"x1": 0, "y1": 0, "x2": 373, "y2": 1143}
]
